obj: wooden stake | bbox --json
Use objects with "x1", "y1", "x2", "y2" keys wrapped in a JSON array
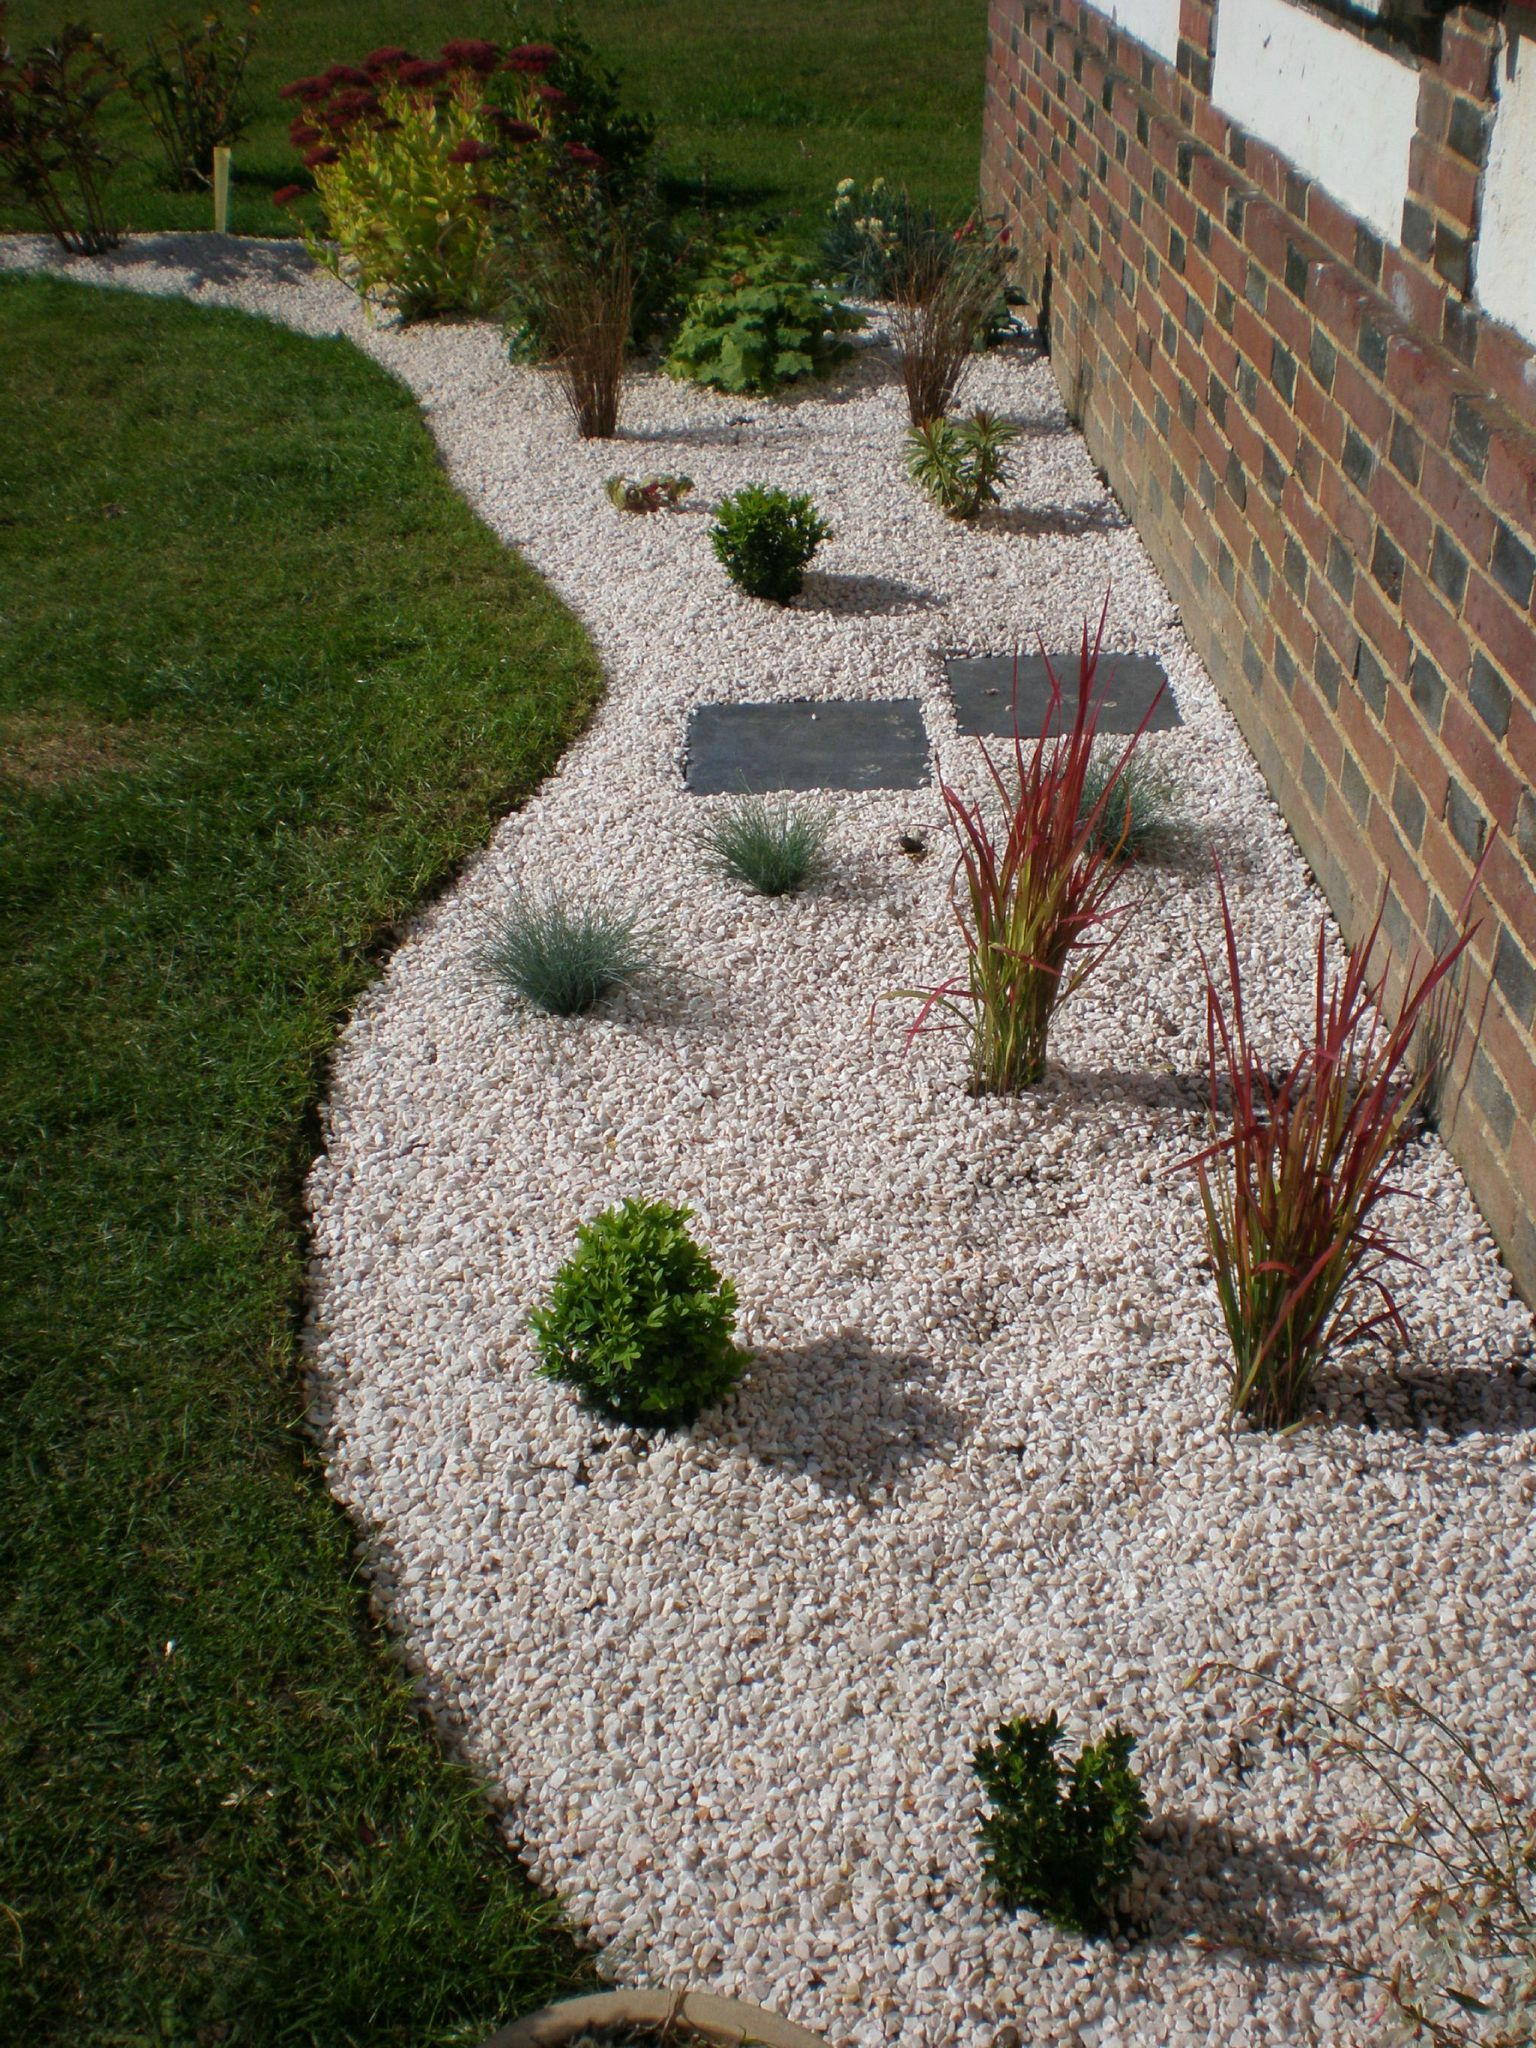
[{"x1": 213, "y1": 146, "x2": 231, "y2": 234}]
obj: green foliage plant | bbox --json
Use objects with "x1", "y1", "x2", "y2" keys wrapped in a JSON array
[
  {"x1": 822, "y1": 172, "x2": 932, "y2": 296},
  {"x1": 130, "y1": 10, "x2": 255, "y2": 190},
  {"x1": 0, "y1": 7, "x2": 126, "y2": 253},
  {"x1": 606, "y1": 472, "x2": 694, "y2": 512},
  {"x1": 701, "y1": 791, "x2": 832, "y2": 896},
  {"x1": 905, "y1": 408, "x2": 1020, "y2": 518},
  {"x1": 477, "y1": 890, "x2": 654, "y2": 1015},
  {"x1": 974, "y1": 1711, "x2": 1148, "y2": 1936},
  {"x1": 710, "y1": 483, "x2": 830, "y2": 603},
  {"x1": 1183, "y1": 872, "x2": 1480, "y2": 1430},
  {"x1": 897, "y1": 602, "x2": 1158, "y2": 1093},
  {"x1": 529, "y1": 1198, "x2": 742, "y2": 1426},
  {"x1": 665, "y1": 237, "x2": 862, "y2": 395}
]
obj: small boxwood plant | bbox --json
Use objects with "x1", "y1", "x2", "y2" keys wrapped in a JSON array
[
  {"x1": 710, "y1": 484, "x2": 830, "y2": 603},
  {"x1": 665, "y1": 239, "x2": 862, "y2": 395},
  {"x1": 700, "y1": 792, "x2": 832, "y2": 896},
  {"x1": 529, "y1": 1198, "x2": 742, "y2": 1426},
  {"x1": 974, "y1": 1710, "x2": 1148, "y2": 1936}
]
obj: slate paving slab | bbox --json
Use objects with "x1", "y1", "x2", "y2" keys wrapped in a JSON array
[
  {"x1": 684, "y1": 699, "x2": 931, "y2": 794},
  {"x1": 945, "y1": 651, "x2": 1182, "y2": 737}
]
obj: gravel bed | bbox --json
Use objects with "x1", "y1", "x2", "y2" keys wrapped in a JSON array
[{"x1": 10, "y1": 235, "x2": 1536, "y2": 2048}]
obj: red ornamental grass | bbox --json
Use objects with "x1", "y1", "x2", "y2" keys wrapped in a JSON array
[
  {"x1": 440, "y1": 39, "x2": 500, "y2": 74},
  {"x1": 901, "y1": 597, "x2": 1154, "y2": 1094},
  {"x1": 1183, "y1": 869, "x2": 1481, "y2": 1430}
]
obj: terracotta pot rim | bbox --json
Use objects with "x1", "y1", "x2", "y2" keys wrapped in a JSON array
[{"x1": 481, "y1": 1986, "x2": 832, "y2": 2048}]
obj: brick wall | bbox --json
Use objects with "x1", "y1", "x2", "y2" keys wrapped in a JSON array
[{"x1": 982, "y1": 0, "x2": 1536, "y2": 1303}]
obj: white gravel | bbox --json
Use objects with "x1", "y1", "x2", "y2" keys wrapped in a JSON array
[{"x1": 10, "y1": 233, "x2": 1536, "y2": 2048}]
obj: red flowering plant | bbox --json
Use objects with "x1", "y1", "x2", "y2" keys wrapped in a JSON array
[
  {"x1": 0, "y1": 5, "x2": 127, "y2": 254},
  {"x1": 281, "y1": 25, "x2": 656, "y2": 325}
]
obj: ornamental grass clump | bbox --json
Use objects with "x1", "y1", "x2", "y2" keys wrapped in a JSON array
[
  {"x1": 1184, "y1": 875, "x2": 1479, "y2": 1430},
  {"x1": 899, "y1": 604, "x2": 1158, "y2": 1094},
  {"x1": 477, "y1": 891, "x2": 654, "y2": 1016},
  {"x1": 710, "y1": 484, "x2": 830, "y2": 603},
  {"x1": 974, "y1": 1711, "x2": 1148, "y2": 1936},
  {"x1": 891, "y1": 215, "x2": 1013, "y2": 426},
  {"x1": 530, "y1": 1198, "x2": 742, "y2": 1427},
  {"x1": 1077, "y1": 747, "x2": 1179, "y2": 862},
  {"x1": 701, "y1": 792, "x2": 832, "y2": 897},
  {"x1": 0, "y1": 9, "x2": 126, "y2": 253},
  {"x1": 521, "y1": 213, "x2": 633, "y2": 436},
  {"x1": 905, "y1": 409, "x2": 1020, "y2": 518}
]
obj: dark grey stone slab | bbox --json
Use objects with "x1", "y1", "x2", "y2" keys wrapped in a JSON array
[
  {"x1": 945, "y1": 651, "x2": 1182, "y2": 737},
  {"x1": 684, "y1": 698, "x2": 930, "y2": 794}
]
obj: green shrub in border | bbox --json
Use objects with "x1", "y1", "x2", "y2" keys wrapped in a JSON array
[
  {"x1": 973, "y1": 1711, "x2": 1148, "y2": 1936},
  {"x1": 710, "y1": 483, "x2": 830, "y2": 603},
  {"x1": 529, "y1": 1198, "x2": 742, "y2": 1426},
  {"x1": 664, "y1": 239, "x2": 862, "y2": 395}
]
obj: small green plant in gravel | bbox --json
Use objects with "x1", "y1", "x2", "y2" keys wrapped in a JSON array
[
  {"x1": 701, "y1": 791, "x2": 832, "y2": 896},
  {"x1": 710, "y1": 483, "x2": 830, "y2": 603},
  {"x1": 1077, "y1": 747, "x2": 1179, "y2": 862},
  {"x1": 530, "y1": 1198, "x2": 742, "y2": 1426},
  {"x1": 905, "y1": 408, "x2": 1019, "y2": 518},
  {"x1": 606, "y1": 471, "x2": 694, "y2": 512},
  {"x1": 478, "y1": 892, "x2": 654, "y2": 1016},
  {"x1": 974, "y1": 1711, "x2": 1148, "y2": 1936},
  {"x1": 665, "y1": 237, "x2": 862, "y2": 395}
]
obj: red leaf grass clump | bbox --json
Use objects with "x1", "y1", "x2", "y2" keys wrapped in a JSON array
[
  {"x1": 902, "y1": 597, "x2": 1157, "y2": 1094},
  {"x1": 1184, "y1": 872, "x2": 1480, "y2": 1430}
]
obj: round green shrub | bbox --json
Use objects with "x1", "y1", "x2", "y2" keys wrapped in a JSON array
[
  {"x1": 528, "y1": 1198, "x2": 742, "y2": 1426},
  {"x1": 710, "y1": 483, "x2": 831, "y2": 604}
]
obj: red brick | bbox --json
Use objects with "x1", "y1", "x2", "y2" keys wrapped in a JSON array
[
  {"x1": 1385, "y1": 332, "x2": 1459, "y2": 439},
  {"x1": 1331, "y1": 356, "x2": 1392, "y2": 445},
  {"x1": 1484, "y1": 426, "x2": 1536, "y2": 532},
  {"x1": 1466, "y1": 569, "x2": 1536, "y2": 680},
  {"x1": 1403, "y1": 572, "x2": 1472, "y2": 679},
  {"x1": 1353, "y1": 579, "x2": 1413, "y2": 677},
  {"x1": 1441, "y1": 698, "x2": 1524, "y2": 830},
  {"x1": 1478, "y1": 323, "x2": 1536, "y2": 443},
  {"x1": 1440, "y1": 17, "x2": 1498, "y2": 97},
  {"x1": 1370, "y1": 464, "x2": 1435, "y2": 567}
]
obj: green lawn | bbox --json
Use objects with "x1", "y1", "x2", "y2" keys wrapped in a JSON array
[
  {"x1": 0, "y1": 275, "x2": 604, "y2": 2044},
  {"x1": 0, "y1": 0, "x2": 991, "y2": 241}
]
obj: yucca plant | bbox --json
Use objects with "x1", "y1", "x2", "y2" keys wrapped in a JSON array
[
  {"x1": 899, "y1": 601, "x2": 1159, "y2": 1093},
  {"x1": 476, "y1": 891, "x2": 654, "y2": 1016},
  {"x1": 700, "y1": 792, "x2": 832, "y2": 896},
  {"x1": 1184, "y1": 876, "x2": 1478, "y2": 1429},
  {"x1": 904, "y1": 409, "x2": 1020, "y2": 518}
]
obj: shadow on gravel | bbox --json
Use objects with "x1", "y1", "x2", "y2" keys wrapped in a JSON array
[
  {"x1": 1320, "y1": 1354, "x2": 1536, "y2": 1440},
  {"x1": 82, "y1": 232, "x2": 314, "y2": 291},
  {"x1": 793, "y1": 570, "x2": 942, "y2": 617},
  {"x1": 1139, "y1": 1811, "x2": 1336, "y2": 1966},
  {"x1": 982, "y1": 498, "x2": 1130, "y2": 537},
  {"x1": 703, "y1": 1332, "x2": 963, "y2": 1498}
]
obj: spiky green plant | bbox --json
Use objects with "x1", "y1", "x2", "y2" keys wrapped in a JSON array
[
  {"x1": 700, "y1": 792, "x2": 832, "y2": 896},
  {"x1": 477, "y1": 891, "x2": 654, "y2": 1016},
  {"x1": 1184, "y1": 874, "x2": 1479, "y2": 1428},
  {"x1": 904, "y1": 409, "x2": 1020, "y2": 518},
  {"x1": 974, "y1": 1711, "x2": 1148, "y2": 1936}
]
